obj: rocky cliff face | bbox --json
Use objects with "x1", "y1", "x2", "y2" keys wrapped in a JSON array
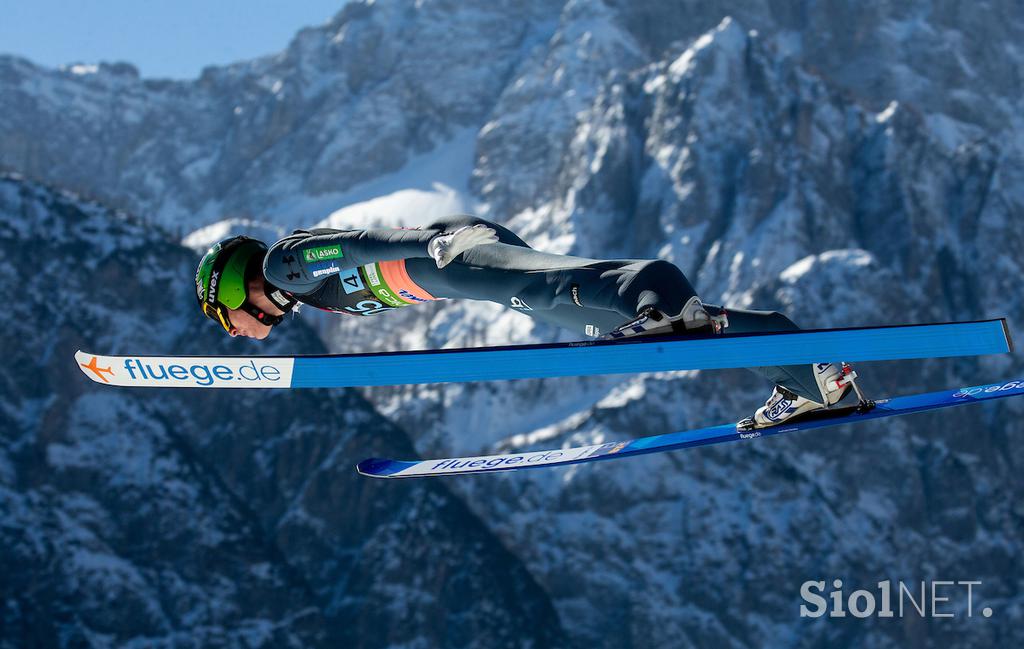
[
  {"x1": 2, "y1": 1, "x2": 1023, "y2": 647},
  {"x1": 0, "y1": 0, "x2": 563, "y2": 230}
]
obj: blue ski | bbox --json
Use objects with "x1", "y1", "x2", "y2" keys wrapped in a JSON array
[
  {"x1": 356, "y1": 378, "x2": 1024, "y2": 478},
  {"x1": 76, "y1": 318, "x2": 1012, "y2": 389}
]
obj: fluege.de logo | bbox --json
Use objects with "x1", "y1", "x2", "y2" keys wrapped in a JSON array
[
  {"x1": 954, "y1": 380, "x2": 1023, "y2": 398},
  {"x1": 77, "y1": 353, "x2": 293, "y2": 388},
  {"x1": 79, "y1": 356, "x2": 115, "y2": 383},
  {"x1": 122, "y1": 358, "x2": 283, "y2": 386}
]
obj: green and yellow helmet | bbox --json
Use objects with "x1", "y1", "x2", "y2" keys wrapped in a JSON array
[{"x1": 195, "y1": 236, "x2": 275, "y2": 333}]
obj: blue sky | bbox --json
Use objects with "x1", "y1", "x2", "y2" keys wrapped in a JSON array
[{"x1": 0, "y1": 1, "x2": 346, "y2": 79}]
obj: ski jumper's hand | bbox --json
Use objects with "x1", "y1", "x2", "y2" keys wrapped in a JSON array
[{"x1": 427, "y1": 225, "x2": 499, "y2": 268}]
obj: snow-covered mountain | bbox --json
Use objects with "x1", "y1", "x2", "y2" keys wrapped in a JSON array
[{"x1": 2, "y1": 0, "x2": 1024, "y2": 647}]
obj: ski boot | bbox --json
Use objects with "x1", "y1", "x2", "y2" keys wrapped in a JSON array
[
  {"x1": 603, "y1": 297, "x2": 729, "y2": 340},
  {"x1": 737, "y1": 362, "x2": 873, "y2": 430}
]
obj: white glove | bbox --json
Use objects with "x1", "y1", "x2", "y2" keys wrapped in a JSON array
[{"x1": 427, "y1": 224, "x2": 499, "y2": 268}]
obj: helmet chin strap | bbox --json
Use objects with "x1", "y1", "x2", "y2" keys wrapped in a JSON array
[
  {"x1": 239, "y1": 281, "x2": 297, "y2": 327},
  {"x1": 237, "y1": 302, "x2": 283, "y2": 327},
  {"x1": 264, "y1": 282, "x2": 297, "y2": 312}
]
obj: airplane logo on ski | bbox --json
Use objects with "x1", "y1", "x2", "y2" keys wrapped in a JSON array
[{"x1": 79, "y1": 356, "x2": 115, "y2": 383}]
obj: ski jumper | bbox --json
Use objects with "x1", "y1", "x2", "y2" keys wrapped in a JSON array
[{"x1": 263, "y1": 215, "x2": 824, "y2": 401}]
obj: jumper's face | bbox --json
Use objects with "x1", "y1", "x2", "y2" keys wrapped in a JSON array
[{"x1": 226, "y1": 307, "x2": 273, "y2": 339}]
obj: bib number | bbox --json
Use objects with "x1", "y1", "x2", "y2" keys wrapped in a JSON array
[{"x1": 344, "y1": 299, "x2": 394, "y2": 316}]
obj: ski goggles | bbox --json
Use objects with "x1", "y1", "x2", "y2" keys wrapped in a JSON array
[{"x1": 202, "y1": 300, "x2": 235, "y2": 333}]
